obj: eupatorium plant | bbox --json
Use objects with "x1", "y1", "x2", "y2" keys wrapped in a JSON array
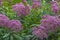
[
  {"x1": 0, "y1": 14, "x2": 23, "y2": 32},
  {"x1": 0, "y1": 14, "x2": 9, "y2": 27},
  {"x1": 0, "y1": 0, "x2": 2, "y2": 5},
  {"x1": 12, "y1": 2, "x2": 30, "y2": 17},
  {"x1": 32, "y1": 15, "x2": 60, "y2": 40},
  {"x1": 51, "y1": 1, "x2": 59, "y2": 14},
  {"x1": 41, "y1": 15, "x2": 60, "y2": 32},
  {"x1": 32, "y1": 0, "x2": 41, "y2": 9},
  {"x1": 32, "y1": 26, "x2": 48, "y2": 40},
  {"x1": 7, "y1": 20, "x2": 23, "y2": 32}
]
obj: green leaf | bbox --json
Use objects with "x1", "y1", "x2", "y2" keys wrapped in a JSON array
[
  {"x1": 10, "y1": 36, "x2": 13, "y2": 40},
  {"x1": 13, "y1": 34, "x2": 23, "y2": 40},
  {"x1": 58, "y1": 37, "x2": 60, "y2": 40},
  {"x1": 3, "y1": 33, "x2": 10, "y2": 38}
]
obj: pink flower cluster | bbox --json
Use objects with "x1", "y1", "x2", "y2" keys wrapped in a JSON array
[
  {"x1": 12, "y1": 0, "x2": 60, "y2": 16},
  {"x1": 32, "y1": 0, "x2": 41, "y2": 9},
  {"x1": 0, "y1": 14, "x2": 23, "y2": 32},
  {"x1": 0, "y1": 0, "x2": 2, "y2": 6},
  {"x1": 0, "y1": 14, "x2": 9, "y2": 27},
  {"x1": 32, "y1": 26, "x2": 48, "y2": 40},
  {"x1": 12, "y1": 2, "x2": 30, "y2": 17},
  {"x1": 32, "y1": 15, "x2": 60, "y2": 39},
  {"x1": 7, "y1": 20, "x2": 23, "y2": 32},
  {"x1": 41, "y1": 15, "x2": 60, "y2": 32},
  {"x1": 51, "y1": 1, "x2": 59, "y2": 14}
]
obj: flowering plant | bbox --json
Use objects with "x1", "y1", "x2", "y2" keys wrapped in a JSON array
[{"x1": 0, "y1": 0, "x2": 60, "y2": 40}]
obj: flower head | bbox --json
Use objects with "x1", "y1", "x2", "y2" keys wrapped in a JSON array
[
  {"x1": 0, "y1": 14, "x2": 9, "y2": 27},
  {"x1": 41, "y1": 15, "x2": 59, "y2": 32},
  {"x1": 8, "y1": 20, "x2": 23, "y2": 32},
  {"x1": 32, "y1": 0, "x2": 41, "y2": 9},
  {"x1": 51, "y1": 1, "x2": 59, "y2": 14},
  {"x1": 12, "y1": 3, "x2": 30, "y2": 17},
  {"x1": 32, "y1": 15, "x2": 60, "y2": 39},
  {"x1": 32, "y1": 26, "x2": 48, "y2": 40},
  {"x1": 0, "y1": 0, "x2": 2, "y2": 6}
]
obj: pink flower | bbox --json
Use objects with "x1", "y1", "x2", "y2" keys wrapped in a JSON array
[
  {"x1": 32, "y1": 0, "x2": 41, "y2": 9},
  {"x1": 51, "y1": 1, "x2": 59, "y2": 14},
  {"x1": 32, "y1": 15, "x2": 60, "y2": 39},
  {"x1": 0, "y1": 0, "x2": 2, "y2": 6},
  {"x1": 32, "y1": 26, "x2": 48, "y2": 40},
  {"x1": 0, "y1": 14, "x2": 9, "y2": 27},
  {"x1": 12, "y1": 3, "x2": 30, "y2": 17},
  {"x1": 41, "y1": 15, "x2": 59, "y2": 32},
  {"x1": 8, "y1": 20, "x2": 23, "y2": 32}
]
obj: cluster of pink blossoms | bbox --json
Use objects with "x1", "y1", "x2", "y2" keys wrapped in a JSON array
[
  {"x1": 12, "y1": 2, "x2": 30, "y2": 17},
  {"x1": 51, "y1": 1, "x2": 59, "y2": 14},
  {"x1": 0, "y1": 14, "x2": 23, "y2": 32},
  {"x1": 10, "y1": 0, "x2": 60, "y2": 17},
  {"x1": 12, "y1": 0, "x2": 42, "y2": 17},
  {"x1": 32, "y1": 15, "x2": 60, "y2": 40},
  {"x1": 32, "y1": 0, "x2": 41, "y2": 9},
  {"x1": 0, "y1": 14, "x2": 9, "y2": 27},
  {"x1": 0, "y1": 0, "x2": 2, "y2": 6},
  {"x1": 7, "y1": 20, "x2": 23, "y2": 32}
]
